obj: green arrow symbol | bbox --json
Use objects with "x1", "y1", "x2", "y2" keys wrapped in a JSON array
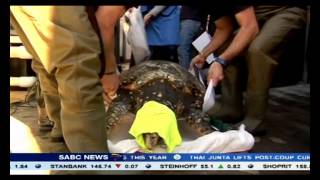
[{"x1": 218, "y1": 164, "x2": 224, "y2": 169}]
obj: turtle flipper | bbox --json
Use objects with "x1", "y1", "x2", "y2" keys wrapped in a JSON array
[
  {"x1": 186, "y1": 109, "x2": 215, "y2": 135},
  {"x1": 105, "y1": 90, "x2": 133, "y2": 135}
]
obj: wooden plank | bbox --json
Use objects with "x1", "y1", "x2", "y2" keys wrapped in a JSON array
[
  {"x1": 10, "y1": 35, "x2": 22, "y2": 44},
  {"x1": 10, "y1": 76, "x2": 37, "y2": 88},
  {"x1": 10, "y1": 29, "x2": 17, "y2": 36},
  {"x1": 10, "y1": 46, "x2": 33, "y2": 59}
]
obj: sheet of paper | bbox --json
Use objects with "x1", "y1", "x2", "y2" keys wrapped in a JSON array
[{"x1": 192, "y1": 31, "x2": 215, "y2": 64}]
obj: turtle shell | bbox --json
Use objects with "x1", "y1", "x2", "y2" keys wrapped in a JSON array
[
  {"x1": 120, "y1": 60, "x2": 206, "y2": 112},
  {"x1": 106, "y1": 61, "x2": 214, "y2": 138}
]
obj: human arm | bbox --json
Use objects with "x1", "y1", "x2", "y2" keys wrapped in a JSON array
[
  {"x1": 207, "y1": 6, "x2": 259, "y2": 86},
  {"x1": 144, "y1": 6, "x2": 167, "y2": 25},
  {"x1": 190, "y1": 16, "x2": 234, "y2": 69},
  {"x1": 95, "y1": 6, "x2": 127, "y2": 103}
]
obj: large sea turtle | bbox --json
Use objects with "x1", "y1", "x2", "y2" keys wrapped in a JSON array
[{"x1": 106, "y1": 60, "x2": 216, "y2": 150}]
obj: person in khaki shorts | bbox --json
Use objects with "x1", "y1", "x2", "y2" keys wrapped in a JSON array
[{"x1": 10, "y1": 6, "x2": 127, "y2": 152}]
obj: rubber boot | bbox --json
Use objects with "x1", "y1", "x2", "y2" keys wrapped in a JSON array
[
  {"x1": 35, "y1": 79, "x2": 63, "y2": 142},
  {"x1": 47, "y1": 96, "x2": 64, "y2": 142},
  {"x1": 240, "y1": 94, "x2": 268, "y2": 136},
  {"x1": 207, "y1": 62, "x2": 244, "y2": 123},
  {"x1": 238, "y1": 38, "x2": 278, "y2": 136},
  {"x1": 41, "y1": 86, "x2": 64, "y2": 142},
  {"x1": 37, "y1": 105, "x2": 54, "y2": 132},
  {"x1": 35, "y1": 80, "x2": 54, "y2": 132},
  {"x1": 37, "y1": 77, "x2": 64, "y2": 142}
]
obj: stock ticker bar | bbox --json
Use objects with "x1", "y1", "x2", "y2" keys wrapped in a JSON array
[{"x1": 10, "y1": 153, "x2": 310, "y2": 171}]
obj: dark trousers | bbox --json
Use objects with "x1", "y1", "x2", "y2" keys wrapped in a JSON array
[
  {"x1": 149, "y1": 45, "x2": 179, "y2": 63},
  {"x1": 211, "y1": 6, "x2": 307, "y2": 131}
]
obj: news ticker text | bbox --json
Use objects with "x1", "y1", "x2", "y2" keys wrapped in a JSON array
[{"x1": 10, "y1": 153, "x2": 310, "y2": 171}]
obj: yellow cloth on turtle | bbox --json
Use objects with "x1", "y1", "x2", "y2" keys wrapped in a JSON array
[{"x1": 129, "y1": 101, "x2": 182, "y2": 153}]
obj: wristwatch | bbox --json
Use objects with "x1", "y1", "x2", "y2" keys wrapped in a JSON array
[
  {"x1": 214, "y1": 57, "x2": 229, "y2": 68},
  {"x1": 104, "y1": 71, "x2": 117, "y2": 75},
  {"x1": 104, "y1": 68, "x2": 120, "y2": 75}
]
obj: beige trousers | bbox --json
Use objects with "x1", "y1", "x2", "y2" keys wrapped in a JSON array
[{"x1": 10, "y1": 6, "x2": 108, "y2": 152}]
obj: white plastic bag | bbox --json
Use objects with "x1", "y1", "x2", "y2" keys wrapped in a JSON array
[
  {"x1": 189, "y1": 66, "x2": 205, "y2": 86},
  {"x1": 202, "y1": 80, "x2": 215, "y2": 112},
  {"x1": 107, "y1": 124, "x2": 254, "y2": 153},
  {"x1": 124, "y1": 7, "x2": 150, "y2": 64}
]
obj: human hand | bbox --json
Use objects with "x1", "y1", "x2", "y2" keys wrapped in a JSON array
[
  {"x1": 101, "y1": 73, "x2": 120, "y2": 104},
  {"x1": 127, "y1": 7, "x2": 134, "y2": 13},
  {"x1": 189, "y1": 54, "x2": 206, "y2": 70},
  {"x1": 207, "y1": 62, "x2": 224, "y2": 87},
  {"x1": 144, "y1": 14, "x2": 154, "y2": 26}
]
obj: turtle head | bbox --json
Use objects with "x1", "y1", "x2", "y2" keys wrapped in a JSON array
[{"x1": 143, "y1": 132, "x2": 162, "y2": 150}]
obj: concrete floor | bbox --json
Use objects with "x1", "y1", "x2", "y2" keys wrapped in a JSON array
[{"x1": 10, "y1": 83, "x2": 310, "y2": 175}]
